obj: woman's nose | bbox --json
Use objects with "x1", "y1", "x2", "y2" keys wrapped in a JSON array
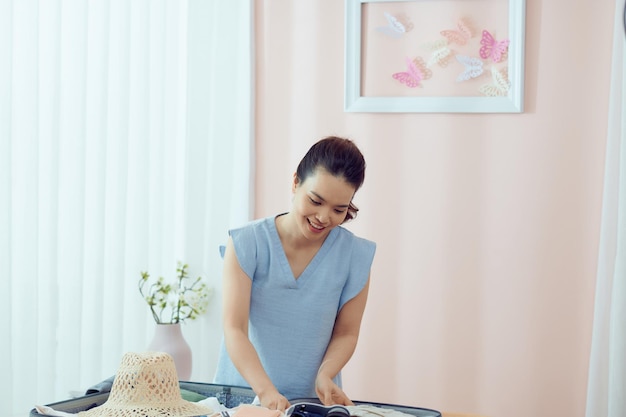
[{"x1": 316, "y1": 209, "x2": 330, "y2": 224}]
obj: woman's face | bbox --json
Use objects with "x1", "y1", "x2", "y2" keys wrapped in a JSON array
[{"x1": 291, "y1": 168, "x2": 356, "y2": 241}]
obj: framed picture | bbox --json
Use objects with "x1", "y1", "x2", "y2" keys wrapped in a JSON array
[{"x1": 344, "y1": 0, "x2": 526, "y2": 113}]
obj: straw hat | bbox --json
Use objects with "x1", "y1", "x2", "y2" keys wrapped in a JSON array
[{"x1": 78, "y1": 351, "x2": 214, "y2": 417}]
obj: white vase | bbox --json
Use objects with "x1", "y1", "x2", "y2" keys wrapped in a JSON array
[{"x1": 147, "y1": 323, "x2": 193, "y2": 380}]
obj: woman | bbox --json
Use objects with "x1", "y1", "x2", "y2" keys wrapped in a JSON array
[{"x1": 213, "y1": 136, "x2": 376, "y2": 411}]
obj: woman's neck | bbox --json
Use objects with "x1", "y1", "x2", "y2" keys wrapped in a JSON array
[{"x1": 275, "y1": 212, "x2": 323, "y2": 250}]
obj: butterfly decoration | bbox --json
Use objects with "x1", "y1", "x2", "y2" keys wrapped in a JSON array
[
  {"x1": 479, "y1": 30, "x2": 510, "y2": 63},
  {"x1": 376, "y1": 12, "x2": 408, "y2": 38},
  {"x1": 479, "y1": 66, "x2": 510, "y2": 96},
  {"x1": 423, "y1": 39, "x2": 452, "y2": 68},
  {"x1": 440, "y1": 18, "x2": 474, "y2": 45},
  {"x1": 392, "y1": 57, "x2": 432, "y2": 88},
  {"x1": 455, "y1": 55, "x2": 484, "y2": 82}
]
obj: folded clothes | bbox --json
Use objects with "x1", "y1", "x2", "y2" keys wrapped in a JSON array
[
  {"x1": 347, "y1": 405, "x2": 415, "y2": 417},
  {"x1": 199, "y1": 396, "x2": 230, "y2": 413},
  {"x1": 181, "y1": 388, "x2": 209, "y2": 402},
  {"x1": 34, "y1": 405, "x2": 75, "y2": 417}
]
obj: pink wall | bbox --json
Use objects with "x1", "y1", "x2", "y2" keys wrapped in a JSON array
[{"x1": 254, "y1": 1, "x2": 614, "y2": 416}]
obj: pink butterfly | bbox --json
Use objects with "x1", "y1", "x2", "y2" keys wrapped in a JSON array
[
  {"x1": 479, "y1": 30, "x2": 509, "y2": 63},
  {"x1": 441, "y1": 18, "x2": 474, "y2": 45},
  {"x1": 392, "y1": 57, "x2": 431, "y2": 88}
]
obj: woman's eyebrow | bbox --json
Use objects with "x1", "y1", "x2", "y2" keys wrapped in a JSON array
[{"x1": 310, "y1": 191, "x2": 350, "y2": 208}]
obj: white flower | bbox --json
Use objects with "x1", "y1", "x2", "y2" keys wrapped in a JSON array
[{"x1": 138, "y1": 262, "x2": 212, "y2": 324}]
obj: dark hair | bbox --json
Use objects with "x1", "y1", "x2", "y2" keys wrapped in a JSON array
[{"x1": 295, "y1": 136, "x2": 366, "y2": 222}]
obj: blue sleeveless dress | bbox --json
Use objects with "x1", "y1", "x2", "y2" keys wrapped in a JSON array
[{"x1": 213, "y1": 216, "x2": 376, "y2": 400}]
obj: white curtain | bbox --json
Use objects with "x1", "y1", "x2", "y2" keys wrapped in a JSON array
[
  {"x1": 0, "y1": 1, "x2": 254, "y2": 415},
  {"x1": 585, "y1": 1, "x2": 626, "y2": 417}
]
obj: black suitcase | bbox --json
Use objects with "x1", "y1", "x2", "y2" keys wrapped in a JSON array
[
  {"x1": 29, "y1": 381, "x2": 441, "y2": 417},
  {"x1": 29, "y1": 382, "x2": 257, "y2": 416}
]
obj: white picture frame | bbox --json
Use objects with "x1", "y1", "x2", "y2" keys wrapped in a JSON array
[{"x1": 344, "y1": 0, "x2": 526, "y2": 113}]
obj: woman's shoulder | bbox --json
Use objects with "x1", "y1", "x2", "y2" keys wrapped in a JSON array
[
  {"x1": 334, "y1": 226, "x2": 376, "y2": 249},
  {"x1": 230, "y1": 215, "x2": 279, "y2": 234}
]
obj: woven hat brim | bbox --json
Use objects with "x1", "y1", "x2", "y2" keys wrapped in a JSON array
[{"x1": 77, "y1": 400, "x2": 214, "y2": 417}]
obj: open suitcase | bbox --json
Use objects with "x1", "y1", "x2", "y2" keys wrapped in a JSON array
[{"x1": 29, "y1": 381, "x2": 442, "y2": 417}]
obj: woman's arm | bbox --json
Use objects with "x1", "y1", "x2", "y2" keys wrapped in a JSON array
[
  {"x1": 222, "y1": 237, "x2": 290, "y2": 410},
  {"x1": 315, "y1": 277, "x2": 371, "y2": 405}
]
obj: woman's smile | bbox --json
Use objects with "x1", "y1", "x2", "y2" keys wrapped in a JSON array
[{"x1": 307, "y1": 218, "x2": 327, "y2": 233}]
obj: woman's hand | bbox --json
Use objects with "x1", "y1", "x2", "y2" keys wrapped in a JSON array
[
  {"x1": 258, "y1": 388, "x2": 291, "y2": 411},
  {"x1": 315, "y1": 374, "x2": 353, "y2": 406}
]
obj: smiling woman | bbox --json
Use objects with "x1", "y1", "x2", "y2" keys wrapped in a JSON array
[
  {"x1": 214, "y1": 136, "x2": 376, "y2": 410},
  {"x1": 0, "y1": 1, "x2": 253, "y2": 416}
]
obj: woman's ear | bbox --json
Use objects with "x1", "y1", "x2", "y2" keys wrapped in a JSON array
[{"x1": 291, "y1": 173, "x2": 299, "y2": 193}]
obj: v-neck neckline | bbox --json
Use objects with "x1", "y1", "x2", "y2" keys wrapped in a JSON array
[{"x1": 270, "y1": 216, "x2": 338, "y2": 285}]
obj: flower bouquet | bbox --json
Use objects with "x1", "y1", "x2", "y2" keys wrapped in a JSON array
[{"x1": 138, "y1": 261, "x2": 212, "y2": 324}]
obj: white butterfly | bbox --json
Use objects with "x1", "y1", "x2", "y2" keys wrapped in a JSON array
[
  {"x1": 376, "y1": 12, "x2": 406, "y2": 38},
  {"x1": 455, "y1": 55, "x2": 484, "y2": 82},
  {"x1": 423, "y1": 39, "x2": 452, "y2": 68},
  {"x1": 479, "y1": 67, "x2": 510, "y2": 96}
]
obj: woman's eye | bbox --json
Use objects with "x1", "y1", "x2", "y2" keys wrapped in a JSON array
[
  {"x1": 334, "y1": 209, "x2": 346, "y2": 214},
  {"x1": 309, "y1": 198, "x2": 321, "y2": 205}
]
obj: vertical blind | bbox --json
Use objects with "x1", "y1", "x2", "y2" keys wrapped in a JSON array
[
  {"x1": 0, "y1": 1, "x2": 254, "y2": 415},
  {"x1": 585, "y1": 0, "x2": 626, "y2": 416}
]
